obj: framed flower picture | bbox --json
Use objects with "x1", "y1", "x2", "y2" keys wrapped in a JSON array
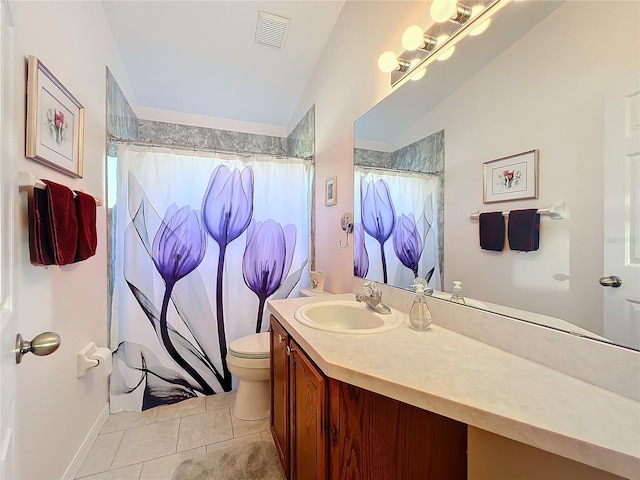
[
  {"x1": 26, "y1": 55, "x2": 84, "y2": 178},
  {"x1": 325, "y1": 175, "x2": 337, "y2": 206},
  {"x1": 483, "y1": 149, "x2": 538, "y2": 203}
]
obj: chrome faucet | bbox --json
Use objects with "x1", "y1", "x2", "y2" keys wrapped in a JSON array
[{"x1": 355, "y1": 281, "x2": 391, "y2": 314}]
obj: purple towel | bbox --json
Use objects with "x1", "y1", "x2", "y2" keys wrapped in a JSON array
[
  {"x1": 508, "y1": 209, "x2": 540, "y2": 251},
  {"x1": 479, "y1": 212, "x2": 505, "y2": 251}
]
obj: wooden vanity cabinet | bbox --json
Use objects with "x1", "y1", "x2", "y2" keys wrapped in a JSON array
[
  {"x1": 270, "y1": 316, "x2": 290, "y2": 476},
  {"x1": 289, "y1": 338, "x2": 328, "y2": 479},
  {"x1": 270, "y1": 315, "x2": 328, "y2": 480},
  {"x1": 329, "y1": 381, "x2": 467, "y2": 479},
  {"x1": 270, "y1": 315, "x2": 467, "y2": 480}
]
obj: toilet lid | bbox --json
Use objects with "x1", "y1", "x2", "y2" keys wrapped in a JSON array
[{"x1": 229, "y1": 332, "x2": 270, "y2": 359}]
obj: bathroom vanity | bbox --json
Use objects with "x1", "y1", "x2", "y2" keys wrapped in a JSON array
[
  {"x1": 270, "y1": 314, "x2": 466, "y2": 479},
  {"x1": 268, "y1": 294, "x2": 639, "y2": 480}
]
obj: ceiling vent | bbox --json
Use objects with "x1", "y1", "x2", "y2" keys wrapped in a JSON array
[{"x1": 255, "y1": 11, "x2": 290, "y2": 49}]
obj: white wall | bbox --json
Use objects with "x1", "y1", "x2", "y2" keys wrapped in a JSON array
[
  {"x1": 137, "y1": 106, "x2": 287, "y2": 137},
  {"x1": 289, "y1": 0, "x2": 429, "y2": 294},
  {"x1": 9, "y1": 1, "x2": 134, "y2": 478}
]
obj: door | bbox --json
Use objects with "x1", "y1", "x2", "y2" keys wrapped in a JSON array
[
  {"x1": 603, "y1": 73, "x2": 640, "y2": 349},
  {"x1": 269, "y1": 316, "x2": 289, "y2": 475},
  {"x1": 289, "y1": 339, "x2": 327, "y2": 480},
  {"x1": 0, "y1": 1, "x2": 17, "y2": 477}
]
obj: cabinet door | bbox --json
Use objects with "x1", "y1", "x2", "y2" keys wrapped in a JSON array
[
  {"x1": 289, "y1": 339, "x2": 327, "y2": 480},
  {"x1": 330, "y1": 380, "x2": 467, "y2": 480},
  {"x1": 270, "y1": 316, "x2": 289, "y2": 475}
]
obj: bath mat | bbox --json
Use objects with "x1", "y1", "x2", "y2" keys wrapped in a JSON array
[{"x1": 172, "y1": 440, "x2": 285, "y2": 480}]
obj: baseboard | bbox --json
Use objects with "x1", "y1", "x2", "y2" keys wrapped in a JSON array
[{"x1": 61, "y1": 403, "x2": 109, "y2": 480}]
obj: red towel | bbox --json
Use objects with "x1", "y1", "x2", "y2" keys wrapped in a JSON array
[
  {"x1": 479, "y1": 212, "x2": 505, "y2": 251},
  {"x1": 42, "y1": 180, "x2": 78, "y2": 265},
  {"x1": 28, "y1": 187, "x2": 55, "y2": 265},
  {"x1": 508, "y1": 209, "x2": 540, "y2": 251},
  {"x1": 74, "y1": 191, "x2": 97, "y2": 262}
]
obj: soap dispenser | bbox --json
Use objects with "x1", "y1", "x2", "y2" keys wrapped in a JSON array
[
  {"x1": 409, "y1": 277, "x2": 432, "y2": 331},
  {"x1": 450, "y1": 281, "x2": 466, "y2": 304}
]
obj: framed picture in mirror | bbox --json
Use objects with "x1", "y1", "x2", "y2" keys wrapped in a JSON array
[
  {"x1": 325, "y1": 175, "x2": 336, "y2": 206},
  {"x1": 26, "y1": 55, "x2": 84, "y2": 178},
  {"x1": 483, "y1": 149, "x2": 538, "y2": 203}
]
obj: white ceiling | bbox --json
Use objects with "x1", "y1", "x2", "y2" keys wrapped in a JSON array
[{"x1": 101, "y1": 1, "x2": 346, "y2": 127}]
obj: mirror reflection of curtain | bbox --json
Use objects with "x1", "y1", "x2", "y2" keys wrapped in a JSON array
[
  {"x1": 355, "y1": 167, "x2": 441, "y2": 291},
  {"x1": 109, "y1": 145, "x2": 310, "y2": 412}
]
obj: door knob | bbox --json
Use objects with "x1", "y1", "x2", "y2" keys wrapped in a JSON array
[
  {"x1": 15, "y1": 332, "x2": 61, "y2": 364},
  {"x1": 599, "y1": 276, "x2": 622, "y2": 288}
]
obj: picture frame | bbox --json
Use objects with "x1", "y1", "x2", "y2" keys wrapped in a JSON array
[
  {"x1": 483, "y1": 149, "x2": 538, "y2": 203},
  {"x1": 26, "y1": 55, "x2": 84, "y2": 178},
  {"x1": 325, "y1": 175, "x2": 337, "y2": 206}
]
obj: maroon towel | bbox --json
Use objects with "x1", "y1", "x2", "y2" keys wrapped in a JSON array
[
  {"x1": 479, "y1": 212, "x2": 505, "y2": 251},
  {"x1": 74, "y1": 191, "x2": 97, "y2": 262},
  {"x1": 508, "y1": 209, "x2": 540, "y2": 251},
  {"x1": 28, "y1": 187, "x2": 55, "y2": 265},
  {"x1": 42, "y1": 180, "x2": 78, "y2": 265}
]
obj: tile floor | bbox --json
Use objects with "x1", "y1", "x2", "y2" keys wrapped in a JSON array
[{"x1": 75, "y1": 392, "x2": 273, "y2": 480}]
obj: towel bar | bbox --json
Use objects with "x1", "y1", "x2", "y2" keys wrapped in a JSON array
[
  {"x1": 469, "y1": 202, "x2": 565, "y2": 222},
  {"x1": 18, "y1": 171, "x2": 103, "y2": 206}
]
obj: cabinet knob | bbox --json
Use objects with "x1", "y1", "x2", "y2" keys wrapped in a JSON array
[
  {"x1": 278, "y1": 334, "x2": 283, "y2": 344},
  {"x1": 286, "y1": 345, "x2": 295, "y2": 356}
]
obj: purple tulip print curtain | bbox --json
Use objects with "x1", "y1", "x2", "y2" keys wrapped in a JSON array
[
  {"x1": 354, "y1": 167, "x2": 441, "y2": 291},
  {"x1": 110, "y1": 145, "x2": 310, "y2": 412}
]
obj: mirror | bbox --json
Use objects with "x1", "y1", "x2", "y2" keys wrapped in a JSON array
[{"x1": 354, "y1": 0, "x2": 640, "y2": 351}]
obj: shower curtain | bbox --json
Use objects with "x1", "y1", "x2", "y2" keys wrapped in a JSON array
[
  {"x1": 110, "y1": 145, "x2": 310, "y2": 412},
  {"x1": 354, "y1": 167, "x2": 441, "y2": 291}
]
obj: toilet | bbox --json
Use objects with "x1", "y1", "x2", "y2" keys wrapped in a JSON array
[{"x1": 226, "y1": 332, "x2": 271, "y2": 420}]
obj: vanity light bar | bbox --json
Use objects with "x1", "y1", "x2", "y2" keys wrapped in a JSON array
[{"x1": 389, "y1": 0, "x2": 510, "y2": 87}]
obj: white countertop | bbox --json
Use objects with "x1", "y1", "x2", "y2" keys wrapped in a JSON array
[{"x1": 268, "y1": 294, "x2": 640, "y2": 480}]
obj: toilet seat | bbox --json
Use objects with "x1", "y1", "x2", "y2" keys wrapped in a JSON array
[{"x1": 229, "y1": 332, "x2": 270, "y2": 359}]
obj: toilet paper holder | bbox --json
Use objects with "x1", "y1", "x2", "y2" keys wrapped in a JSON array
[{"x1": 77, "y1": 342, "x2": 112, "y2": 378}]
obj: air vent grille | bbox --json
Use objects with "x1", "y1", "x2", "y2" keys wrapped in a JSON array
[{"x1": 255, "y1": 11, "x2": 290, "y2": 49}]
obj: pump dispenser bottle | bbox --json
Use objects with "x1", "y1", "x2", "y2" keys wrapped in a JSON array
[
  {"x1": 450, "y1": 281, "x2": 466, "y2": 304},
  {"x1": 409, "y1": 277, "x2": 432, "y2": 330}
]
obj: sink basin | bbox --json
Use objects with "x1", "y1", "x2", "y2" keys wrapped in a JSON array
[{"x1": 294, "y1": 300, "x2": 405, "y2": 334}]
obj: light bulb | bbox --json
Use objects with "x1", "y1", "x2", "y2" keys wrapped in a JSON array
[
  {"x1": 378, "y1": 51, "x2": 399, "y2": 73},
  {"x1": 469, "y1": 5, "x2": 491, "y2": 36},
  {"x1": 411, "y1": 68, "x2": 427, "y2": 81},
  {"x1": 471, "y1": 4, "x2": 484, "y2": 16},
  {"x1": 436, "y1": 34, "x2": 450, "y2": 48},
  {"x1": 402, "y1": 25, "x2": 425, "y2": 51},
  {"x1": 437, "y1": 45, "x2": 455, "y2": 61},
  {"x1": 430, "y1": 0, "x2": 457, "y2": 23},
  {"x1": 435, "y1": 34, "x2": 455, "y2": 61},
  {"x1": 409, "y1": 59, "x2": 426, "y2": 81},
  {"x1": 469, "y1": 18, "x2": 491, "y2": 36}
]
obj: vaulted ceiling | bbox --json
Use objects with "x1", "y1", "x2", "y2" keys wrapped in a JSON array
[{"x1": 101, "y1": 1, "x2": 346, "y2": 127}]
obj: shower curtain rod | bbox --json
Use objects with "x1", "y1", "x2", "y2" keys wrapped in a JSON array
[
  {"x1": 355, "y1": 164, "x2": 441, "y2": 176},
  {"x1": 108, "y1": 136, "x2": 313, "y2": 161}
]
